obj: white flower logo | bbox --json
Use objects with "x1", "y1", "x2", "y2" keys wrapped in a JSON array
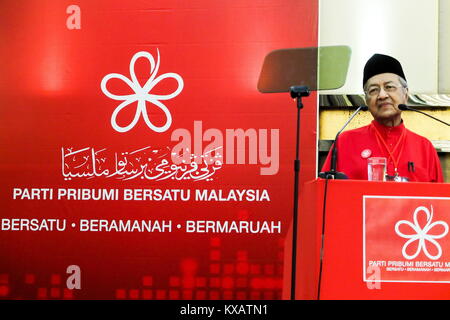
[
  {"x1": 395, "y1": 205, "x2": 449, "y2": 260},
  {"x1": 100, "y1": 50, "x2": 184, "y2": 133}
]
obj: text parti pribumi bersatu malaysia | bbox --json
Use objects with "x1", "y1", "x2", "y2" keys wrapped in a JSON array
[
  {"x1": 12, "y1": 187, "x2": 270, "y2": 202},
  {"x1": 369, "y1": 260, "x2": 450, "y2": 268}
]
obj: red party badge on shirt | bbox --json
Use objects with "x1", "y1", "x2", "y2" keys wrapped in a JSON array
[{"x1": 361, "y1": 149, "x2": 372, "y2": 159}]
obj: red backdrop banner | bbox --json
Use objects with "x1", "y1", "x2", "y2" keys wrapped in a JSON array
[{"x1": 0, "y1": 0, "x2": 318, "y2": 299}]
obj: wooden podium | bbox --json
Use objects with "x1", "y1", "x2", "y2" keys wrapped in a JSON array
[{"x1": 283, "y1": 179, "x2": 450, "y2": 300}]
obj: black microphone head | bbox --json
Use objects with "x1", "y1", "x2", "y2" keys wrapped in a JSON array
[
  {"x1": 398, "y1": 104, "x2": 408, "y2": 110},
  {"x1": 360, "y1": 105, "x2": 369, "y2": 111}
]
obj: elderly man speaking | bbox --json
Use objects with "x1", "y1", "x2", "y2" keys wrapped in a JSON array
[{"x1": 321, "y1": 53, "x2": 443, "y2": 182}]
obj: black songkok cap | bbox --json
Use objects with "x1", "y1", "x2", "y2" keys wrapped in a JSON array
[{"x1": 363, "y1": 53, "x2": 406, "y2": 86}]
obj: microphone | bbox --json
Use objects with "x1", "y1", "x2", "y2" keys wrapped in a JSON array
[
  {"x1": 399, "y1": 104, "x2": 449, "y2": 126},
  {"x1": 319, "y1": 105, "x2": 369, "y2": 179}
]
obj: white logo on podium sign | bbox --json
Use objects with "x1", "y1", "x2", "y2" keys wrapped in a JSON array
[
  {"x1": 395, "y1": 205, "x2": 449, "y2": 260},
  {"x1": 101, "y1": 50, "x2": 184, "y2": 133}
]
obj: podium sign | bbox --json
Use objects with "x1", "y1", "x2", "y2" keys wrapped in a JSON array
[
  {"x1": 364, "y1": 196, "x2": 450, "y2": 284},
  {"x1": 286, "y1": 179, "x2": 450, "y2": 300}
]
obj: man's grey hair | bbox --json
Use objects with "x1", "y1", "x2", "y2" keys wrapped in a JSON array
[{"x1": 398, "y1": 76, "x2": 408, "y2": 89}]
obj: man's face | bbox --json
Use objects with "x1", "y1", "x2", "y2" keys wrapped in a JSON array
[{"x1": 364, "y1": 73, "x2": 408, "y2": 126}]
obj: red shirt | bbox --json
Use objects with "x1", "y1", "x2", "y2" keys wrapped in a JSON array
[{"x1": 321, "y1": 120, "x2": 444, "y2": 182}]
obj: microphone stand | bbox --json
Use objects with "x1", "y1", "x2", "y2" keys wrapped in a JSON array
[
  {"x1": 316, "y1": 105, "x2": 367, "y2": 299},
  {"x1": 399, "y1": 104, "x2": 449, "y2": 126},
  {"x1": 319, "y1": 105, "x2": 368, "y2": 179},
  {"x1": 289, "y1": 85, "x2": 310, "y2": 300}
]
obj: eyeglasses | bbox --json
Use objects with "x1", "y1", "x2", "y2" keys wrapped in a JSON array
[{"x1": 365, "y1": 83, "x2": 404, "y2": 97}]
